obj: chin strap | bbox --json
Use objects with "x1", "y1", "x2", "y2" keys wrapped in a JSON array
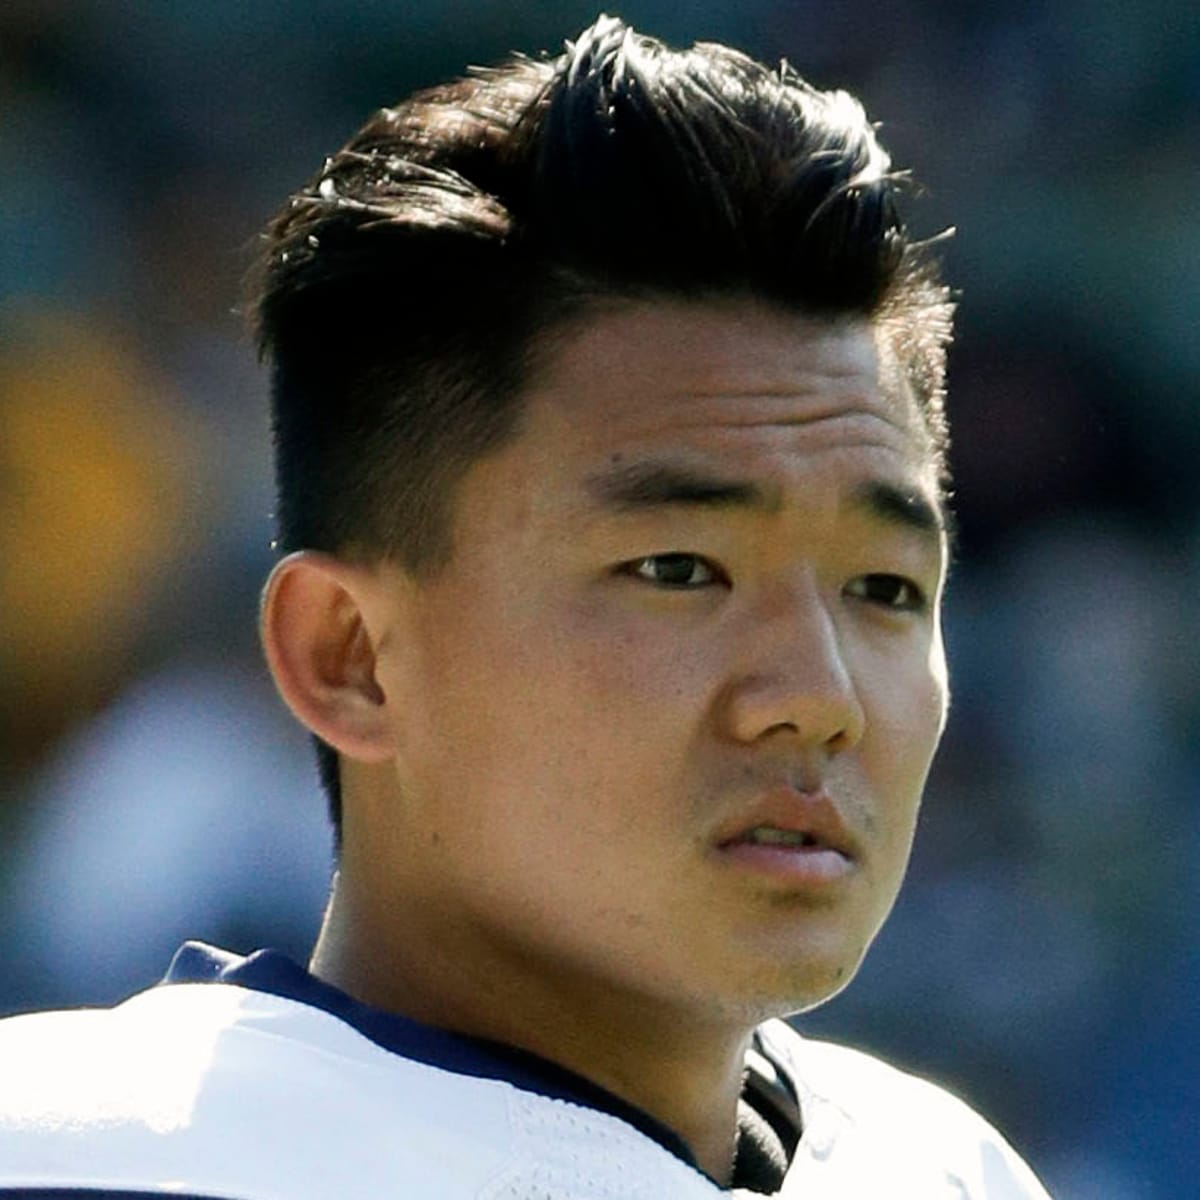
[{"x1": 732, "y1": 1032, "x2": 803, "y2": 1192}]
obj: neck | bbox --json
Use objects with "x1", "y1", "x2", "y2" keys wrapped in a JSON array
[{"x1": 310, "y1": 869, "x2": 752, "y2": 1186}]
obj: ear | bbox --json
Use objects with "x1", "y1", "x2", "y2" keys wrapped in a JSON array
[{"x1": 260, "y1": 551, "x2": 399, "y2": 764}]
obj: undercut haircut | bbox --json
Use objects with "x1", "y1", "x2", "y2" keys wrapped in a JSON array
[{"x1": 249, "y1": 15, "x2": 955, "y2": 838}]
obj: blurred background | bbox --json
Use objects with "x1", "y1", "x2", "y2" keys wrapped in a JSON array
[{"x1": 1, "y1": 1, "x2": 1196, "y2": 1195}]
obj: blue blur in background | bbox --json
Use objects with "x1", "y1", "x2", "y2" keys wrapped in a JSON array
[{"x1": 1, "y1": 3, "x2": 1197, "y2": 1196}]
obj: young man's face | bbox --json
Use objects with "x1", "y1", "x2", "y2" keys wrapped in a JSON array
[{"x1": 367, "y1": 298, "x2": 949, "y2": 1022}]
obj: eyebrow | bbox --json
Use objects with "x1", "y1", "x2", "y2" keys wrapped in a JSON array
[
  {"x1": 585, "y1": 461, "x2": 780, "y2": 512},
  {"x1": 850, "y1": 480, "x2": 946, "y2": 540},
  {"x1": 584, "y1": 460, "x2": 947, "y2": 541}
]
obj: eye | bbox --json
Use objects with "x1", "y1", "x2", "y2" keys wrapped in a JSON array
[
  {"x1": 622, "y1": 553, "x2": 724, "y2": 589},
  {"x1": 846, "y1": 573, "x2": 928, "y2": 613}
]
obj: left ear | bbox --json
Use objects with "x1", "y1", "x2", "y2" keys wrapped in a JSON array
[{"x1": 259, "y1": 551, "x2": 401, "y2": 765}]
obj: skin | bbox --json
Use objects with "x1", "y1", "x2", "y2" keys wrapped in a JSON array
[{"x1": 262, "y1": 297, "x2": 950, "y2": 1186}]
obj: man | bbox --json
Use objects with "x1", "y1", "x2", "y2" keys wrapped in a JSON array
[{"x1": 0, "y1": 16, "x2": 1051, "y2": 1198}]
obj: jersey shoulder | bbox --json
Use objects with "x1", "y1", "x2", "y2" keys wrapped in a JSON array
[
  {"x1": 759, "y1": 1020, "x2": 1053, "y2": 1199},
  {"x1": 0, "y1": 982, "x2": 725, "y2": 1200},
  {"x1": 0, "y1": 982, "x2": 519, "y2": 1198}
]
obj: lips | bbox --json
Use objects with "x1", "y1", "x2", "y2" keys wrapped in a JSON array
[
  {"x1": 738, "y1": 827, "x2": 822, "y2": 848},
  {"x1": 714, "y1": 788, "x2": 858, "y2": 860},
  {"x1": 712, "y1": 788, "x2": 859, "y2": 886}
]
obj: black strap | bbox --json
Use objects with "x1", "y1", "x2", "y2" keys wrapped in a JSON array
[
  {"x1": 744, "y1": 1031, "x2": 803, "y2": 1158},
  {"x1": 730, "y1": 1030, "x2": 804, "y2": 1192}
]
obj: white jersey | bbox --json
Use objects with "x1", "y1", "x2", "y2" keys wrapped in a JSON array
[{"x1": 0, "y1": 943, "x2": 1050, "y2": 1198}]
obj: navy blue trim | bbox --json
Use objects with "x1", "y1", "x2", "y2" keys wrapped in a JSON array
[
  {"x1": 0, "y1": 1192, "x2": 228, "y2": 1199},
  {"x1": 164, "y1": 942, "x2": 699, "y2": 1169}
]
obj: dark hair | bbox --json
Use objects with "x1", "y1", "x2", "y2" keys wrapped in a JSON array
[{"x1": 249, "y1": 15, "x2": 954, "y2": 838}]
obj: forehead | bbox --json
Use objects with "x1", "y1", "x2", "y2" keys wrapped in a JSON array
[{"x1": 517, "y1": 298, "x2": 938, "y2": 493}]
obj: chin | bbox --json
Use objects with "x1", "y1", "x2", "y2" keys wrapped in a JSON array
[
  {"x1": 698, "y1": 950, "x2": 868, "y2": 1028},
  {"x1": 734, "y1": 920, "x2": 876, "y2": 1015},
  {"x1": 783, "y1": 965, "x2": 860, "y2": 1016}
]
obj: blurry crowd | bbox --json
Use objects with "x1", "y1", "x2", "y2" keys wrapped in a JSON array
[{"x1": 1, "y1": 3, "x2": 1197, "y2": 1196}]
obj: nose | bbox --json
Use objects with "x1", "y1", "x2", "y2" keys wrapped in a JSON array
[{"x1": 719, "y1": 574, "x2": 865, "y2": 753}]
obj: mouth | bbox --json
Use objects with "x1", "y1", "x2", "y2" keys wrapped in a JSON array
[
  {"x1": 712, "y1": 791, "x2": 859, "y2": 887},
  {"x1": 732, "y1": 827, "x2": 824, "y2": 849}
]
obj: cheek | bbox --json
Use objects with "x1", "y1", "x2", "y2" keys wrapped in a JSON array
[
  {"x1": 498, "y1": 593, "x2": 715, "y2": 715},
  {"x1": 859, "y1": 641, "x2": 948, "y2": 811},
  {"x1": 404, "y1": 599, "x2": 702, "y2": 827},
  {"x1": 849, "y1": 653, "x2": 945, "y2": 929}
]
